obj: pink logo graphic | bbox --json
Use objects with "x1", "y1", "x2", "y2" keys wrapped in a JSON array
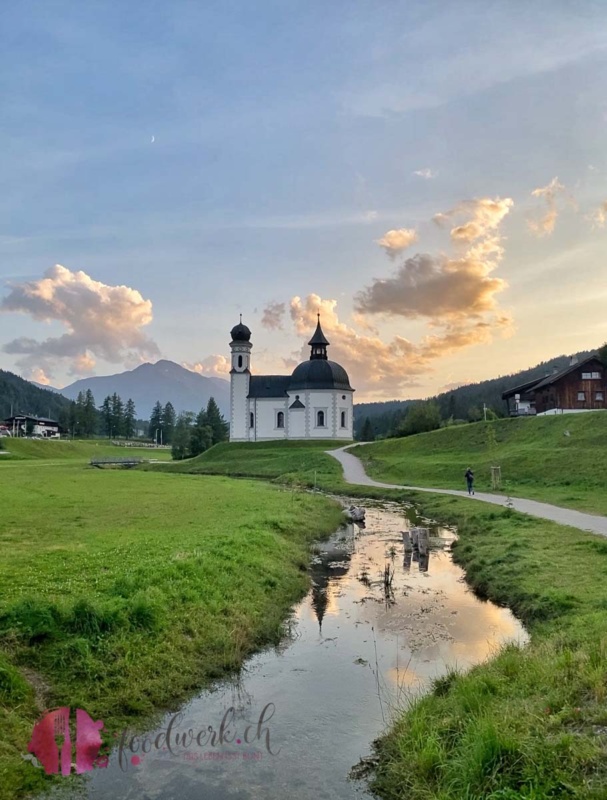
[{"x1": 28, "y1": 707, "x2": 108, "y2": 775}]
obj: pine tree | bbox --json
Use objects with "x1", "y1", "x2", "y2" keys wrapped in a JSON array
[
  {"x1": 100, "y1": 396, "x2": 113, "y2": 438},
  {"x1": 124, "y1": 399, "x2": 136, "y2": 439},
  {"x1": 75, "y1": 392, "x2": 86, "y2": 438},
  {"x1": 206, "y1": 397, "x2": 228, "y2": 444},
  {"x1": 171, "y1": 412, "x2": 194, "y2": 460},
  {"x1": 110, "y1": 393, "x2": 124, "y2": 438},
  {"x1": 190, "y1": 407, "x2": 213, "y2": 456},
  {"x1": 162, "y1": 402, "x2": 176, "y2": 444},
  {"x1": 68, "y1": 401, "x2": 78, "y2": 438},
  {"x1": 149, "y1": 401, "x2": 163, "y2": 444},
  {"x1": 360, "y1": 417, "x2": 375, "y2": 442},
  {"x1": 83, "y1": 389, "x2": 97, "y2": 437}
]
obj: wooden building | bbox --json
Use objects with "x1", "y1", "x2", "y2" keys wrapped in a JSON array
[
  {"x1": 502, "y1": 355, "x2": 607, "y2": 416},
  {"x1": 3, "y1": 414, "x2": 62, "y2": 438}
]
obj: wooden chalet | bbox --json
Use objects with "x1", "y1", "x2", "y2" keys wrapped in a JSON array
[
  {"x1": 3, "y1": 414, "x2": 62, "y2": 437},
  {"x1": 502, "y1": 355, "x2": 607, "y2": 416}
]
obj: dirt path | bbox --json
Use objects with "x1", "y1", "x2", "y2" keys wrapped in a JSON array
[{"x1": 327, "y1": 444, "x2": 607, "y2": 538}]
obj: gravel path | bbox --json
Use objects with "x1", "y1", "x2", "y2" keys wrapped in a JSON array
[{"x1": 327, "y1": 444, "x2": 607, "y2": 538}]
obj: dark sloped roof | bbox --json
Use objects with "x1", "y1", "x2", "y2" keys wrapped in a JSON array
[
  {"x1": 248, "y1": 375, "x2": 291, "y2": 398},
  {"x1": 289, "y1": 398, "x2": 305, "y2": 409},
  {"x1": 289, "y1": 360, "x2": 353, "y2": 391},
  {"x1": 531, "y1": 355, "x2": 601, "y2": 392},
  {"x1": 501, "y1": 378, "x2": 546, "y2": 400},
  {"x1": 308, "y1": 319, "x2": 330, "y2": 346}
]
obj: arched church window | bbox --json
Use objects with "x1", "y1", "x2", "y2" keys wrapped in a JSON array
[
  {"x1": 250, "y1": 412, "x2": 254, "y2": 428},
  {"x1": 277, "y1": 411, "x2": 285, "y2": 429},
  {"x1": 317, "y1": 410, "x2": 325, "y2": 427},
  {"x1": 238, "y1": 355, "x2": 243, "y2": 368},
  {"x1": 340, "y1": 411, "x2": 346, "y2": 428}
]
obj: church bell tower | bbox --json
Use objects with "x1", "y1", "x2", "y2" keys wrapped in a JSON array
[{"x1": 229, "y1": 316, "x2": 252, "y2": 441}]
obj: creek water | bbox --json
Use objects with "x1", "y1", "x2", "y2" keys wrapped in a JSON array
[{"x1": 72, "y1": 500, "x2": 527, "y2": 800}]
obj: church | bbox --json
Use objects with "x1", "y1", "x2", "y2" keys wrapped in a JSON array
[{"x1": 229, "y1": 316, "x2": 354, "y2": 441}]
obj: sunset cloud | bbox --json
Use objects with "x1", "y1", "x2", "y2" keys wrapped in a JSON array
[
  {"x1": 413, "y1": 168, "x2": 437, "y2": 179},
  {"x1": 184, "y1": 354, "x2": 230, "y2": 377},
  {"x1": 376, "y1": 228, "x2": 418, "y2": 259},
  {"x1": 289, "y1": 294, "x2": 427, "y2": 395},
  {"x1": 528, "y1": 177, "x2": 566, "y2": 236},
  {"x1": 0, "y1": 264, "x2": 159, "y2": 380},
  {"x1": 588, "y1": 200, "x2": 607, "y2": 229},
  {"x1": 261, "y1": 301, "x2": 286, "y2": 330},
  {"x1": 359, "y1": 196, "x2": 512, "y2": 324}
]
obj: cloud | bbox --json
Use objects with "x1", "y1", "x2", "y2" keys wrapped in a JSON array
[
  {"x1": 289, "y1": 294, "x2": 427, "y2": 395},
  {"x1": 360, "y1": 197, "x2": 512, "y2": 323},
  {"x1": 29, "y1": 367, "x2": 52, "y2": 386},
  {"x1": 376, "y1": 228, "x2": 418, "y2": 259},
  {"x1": 528, "y1": 177, "x2": 567, "y2": 236},
  {"x1": 588, "y1": 200, "x2": 607, "y2": 229},
  {"x1": 261, "y1": 301, "x2": 286, "y2": 330},
  {"x1": 433, "y1": 197, "x2": 513, "y2": 242},
  {"x1": 413, "y1": 168, "x2": 437, "y2": 179},
  {"x1": 184, "y1": 355, "x2": 230, "y2": 378},
  {"x1": 1, "y1": 264, "x2": 159, "y2": 380}
]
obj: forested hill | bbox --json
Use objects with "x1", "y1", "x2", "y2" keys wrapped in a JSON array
[
  {"x1": 354, "y1": 348, "x2": 596, "y2": 439},
  {"x1": 0, "y1": 370, "x2": 72, "y2": 421}
]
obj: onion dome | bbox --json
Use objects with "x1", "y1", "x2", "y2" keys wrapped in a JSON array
[{"x1": 230, "y1": 315, "x2": 251, "y2": 342}]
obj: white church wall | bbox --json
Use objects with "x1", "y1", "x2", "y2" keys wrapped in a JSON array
[
  {"x1": 230, "y1": 372, "x2": 250, "y2": 441},
  {"x1": 250, "y1": 398, "x2": 288, "y2": 440},
  {"x1": 288, "y1": 407, "x2": 306, "y2": 438}
]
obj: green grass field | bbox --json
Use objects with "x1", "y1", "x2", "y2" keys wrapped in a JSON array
[
  {"x1": 157, "y1": 439, "x2": 347, "y2": 485},
  {"x1": 358, "y1": 412, "x2": 607, "y2": 514},
  {"x1": 0, "y1": 437, "x2": 173, "y2": 462},
  {"x1": 0, "y1": 450, "x2": 342, "y2": 800}
]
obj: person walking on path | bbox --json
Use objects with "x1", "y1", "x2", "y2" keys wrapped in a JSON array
[{"x1": 465, "y1": 467, "x2": 475, "y2": 496}]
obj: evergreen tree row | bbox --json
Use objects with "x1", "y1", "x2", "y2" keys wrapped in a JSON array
[
  {"x1": 170, "y1": 397, "x2": 229, "y2": 459},
  {"x1": 99, "y1": 393, "x2": 137, "y2": 438}
]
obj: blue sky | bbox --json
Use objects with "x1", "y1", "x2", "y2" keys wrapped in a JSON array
[{"x1": 2, "y1": 1, "x2": 607, "y2": 400}]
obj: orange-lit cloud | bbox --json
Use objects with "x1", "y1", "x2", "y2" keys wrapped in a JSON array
[
  {"x1": 376, "y1": 228, "x2": 418, "y2": 259},
  {"x1": 358, "y1": 196, "x2": 512, "y2": 324},
  {"x1": 528, "y1": 177, "x2": 567, "y2": 236},
  {"x1": 588, "y1": 200, "x2": 607, "y2": 229},
  {"x1": 184, "y1": 354, "x2": 231, "y2": 377},
  {"x1": 1, "y1": 264, "x2": 159, "y2": 380}
]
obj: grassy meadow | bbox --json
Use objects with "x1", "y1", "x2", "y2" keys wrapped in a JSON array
[
  {"x1": 357, "y1": 411, "x2": 607, "y2": 515},
  {"x1": 173, "y1": 439, "x2": 607, "y2": 798},
  {"x1": 0, "y1": 446, "x2": 342, "y2": 799},
  {"x1": 0, "y1": 436, "x2": 173, "y2": 462}
]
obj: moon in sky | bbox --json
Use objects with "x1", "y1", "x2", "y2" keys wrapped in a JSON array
[{"x1": 151, "y1": 136, "x2": 155, "y2": 143}]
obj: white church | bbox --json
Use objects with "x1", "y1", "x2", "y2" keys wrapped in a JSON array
[{"x1": 229, "y1": 316, "x2": 355, "y2": 441}]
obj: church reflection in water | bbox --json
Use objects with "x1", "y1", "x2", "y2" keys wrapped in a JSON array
[{"x1": 309, "y1": 523, "x2": 358, "y2": 631}]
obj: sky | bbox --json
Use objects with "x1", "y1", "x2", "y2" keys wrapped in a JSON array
[{"x1": 2, "y1": 1, "x2": 607, "y2": 402}]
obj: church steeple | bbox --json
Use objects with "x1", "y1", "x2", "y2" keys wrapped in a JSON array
[{"x1": 308, "y1": 314, "x2": 329, "y2": 360}]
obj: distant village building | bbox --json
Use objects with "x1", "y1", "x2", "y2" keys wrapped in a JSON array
[
  {"x1": 502, "y1": 355, "x2": 607, "y2": 416},
  {"x1": 229, "y1": 316, "x2": 354, "y2": 441},
  {"x1": 3, "y1": 414, "x2": 62, "y2": 438}
]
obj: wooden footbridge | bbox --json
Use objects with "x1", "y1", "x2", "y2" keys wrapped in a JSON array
[{"x1": 90, "y1": 457, "x2": 146, "y2": 469}]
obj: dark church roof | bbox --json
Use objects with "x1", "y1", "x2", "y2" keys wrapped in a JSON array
[
  {"x1": 248, "y1": 376, "x2": 291, "y2": 398},
  {"x1": 240, "y1": 315, "x2": 354, "y2": 398},
  {"x1": 308, "y1": 317, "x2": 330, "y2": 346},
  {"x1": 289, "y1": 360, "x2": 353, "y2": 391},
  {"x1": 230, "y1": 316, "x2": 251, "y2": 342}
]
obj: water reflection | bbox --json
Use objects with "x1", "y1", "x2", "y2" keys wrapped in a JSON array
[{"x1": 71, "y1": 501, "x2": 527, "y2": 800}]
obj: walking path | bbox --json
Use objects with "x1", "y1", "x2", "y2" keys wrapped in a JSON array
[{"x1": 327, "y1": 444, "x2": 607, "y2": 538}]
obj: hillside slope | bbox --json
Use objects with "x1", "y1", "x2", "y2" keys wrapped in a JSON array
[
  {"x1": 0, "y1": 370, "x2": 71, "y2": 421},
  {"x1": 357, "y1": 412, "x2": 607, "y2": 514}
]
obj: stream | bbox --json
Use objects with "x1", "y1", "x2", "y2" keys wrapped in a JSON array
[{"x1": 69, "y1": 500, "x2": 528, "y2": 800}]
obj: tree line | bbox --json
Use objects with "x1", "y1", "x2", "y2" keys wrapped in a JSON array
[{"x1": 61, "y1": 392, "x2": 228, "y2": 452}]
